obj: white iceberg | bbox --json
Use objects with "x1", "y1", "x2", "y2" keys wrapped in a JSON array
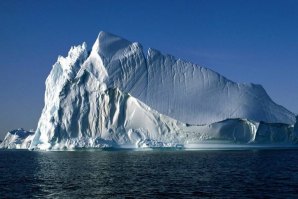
[
  {"x1": 0, "y1": 129, "x2": 34, "y2": 149},
  {"x1": 2, "y1": 31, "x2": 295, "y2": 150}
]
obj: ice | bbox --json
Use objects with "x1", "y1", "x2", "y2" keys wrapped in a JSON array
[
  {"x1": 0, "y1": 129, "x2": 35, "y2": 149},
  {"x1": 29, "y1": 84, "x2": 297, "y2": 150},
  {"x1": 22, "y1": 31, "x2": 297, "y2": 150},
  {"x1": 92, "y1": 32, "x2": 295, "y2": 125}
]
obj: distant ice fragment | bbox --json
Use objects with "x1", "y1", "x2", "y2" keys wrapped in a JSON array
[{"x1": 0, "y1": 129, "x2": 34, "y2": 149}]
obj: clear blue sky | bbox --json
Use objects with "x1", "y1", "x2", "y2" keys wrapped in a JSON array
[{"x1": 0, "y1": 0, "x2": 297, "y2": 138}]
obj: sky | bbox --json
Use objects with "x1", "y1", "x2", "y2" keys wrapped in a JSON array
[{"x1": 0, "y1": 0, "x2": 298, "y2": 139}]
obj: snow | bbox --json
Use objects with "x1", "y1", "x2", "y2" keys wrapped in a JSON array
[
  {"x1": 23, "y1": 31, "x2": 297, "y2": 150},
  {"x1": 92, "y1": 32, "x2": 295, "y2": 125},
  {"x1": 0, "y1": 129, "x2": 34, "y2": 149}
]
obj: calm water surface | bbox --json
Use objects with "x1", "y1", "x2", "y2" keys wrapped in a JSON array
[{"x1": 1, "y1": 149, "x2": 298, "y2": 198}]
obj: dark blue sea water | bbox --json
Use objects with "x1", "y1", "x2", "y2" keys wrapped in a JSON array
[{"x1": 1, "y1": 149, "x2": 298, "y2": 198}]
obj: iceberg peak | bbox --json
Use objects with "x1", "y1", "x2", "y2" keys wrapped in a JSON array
[
  {"x1": 58, "y1": 42, "x2": 88, "y2": 73},
  {"x1": 92, "y1": 31, "x2": 132, "y2": 60}
]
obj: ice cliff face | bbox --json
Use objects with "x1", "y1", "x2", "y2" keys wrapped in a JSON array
[
  {"x1": 30, "y1": 85, "x2": 296, "y2": 150},
  {"x1": 28, "y1": 31, "x2": 296, "y2": 150},
  {"x1": 0, "y1": 129, "x2": 34, "y2": 149}
]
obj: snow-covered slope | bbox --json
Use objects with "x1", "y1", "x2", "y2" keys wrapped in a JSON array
[
  {"x1": 0, "y1": 129, "x2": 34, "y2": 149},
  {"x1": 28, "y1": 31, "x2": 296, "y2": 150},
  {"x1": 93, "y1": 32, "x2": 295, "y2": 125}
]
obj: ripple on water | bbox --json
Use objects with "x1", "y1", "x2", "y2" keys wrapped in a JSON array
[{"x1": 1, "y1": 149, "x2": 298, "y2": 198}]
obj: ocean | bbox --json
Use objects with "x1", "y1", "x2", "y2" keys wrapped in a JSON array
[{"x1": 1, "y1": 149, "x2": 298, "y2": 198}]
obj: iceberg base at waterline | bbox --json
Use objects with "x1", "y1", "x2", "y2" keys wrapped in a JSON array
[
  {"x1": 1, "y1": 89, "x2": 297, "y2": 150},
  {"x1": 28, "y1": 118, "x2": 298, "y2": 150}
]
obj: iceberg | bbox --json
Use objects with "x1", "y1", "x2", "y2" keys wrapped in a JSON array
[
  {"x1": 2, "y1": 31, "x2": 295, "y2": 150},
  {"x1": 0, "y1": 129, "x2": 34, "y2": 149}
]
